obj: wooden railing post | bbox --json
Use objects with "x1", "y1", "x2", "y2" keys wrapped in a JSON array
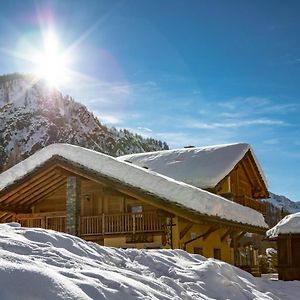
[
  {"x1": 11, "y1": 213, "x2": 16, "y2": 222},
  {"x1": 41, "y1": 216, "x2": 46, "y2": 229},
  {"x1": 77, "y1": 216, "x2": 81, "y2": 236},
  {"x1": 102, "y1": 213, "x2": 105, "y2": 235},
  {"x1": 132, "y1": 214, "x2": 136, "y2": 234}
]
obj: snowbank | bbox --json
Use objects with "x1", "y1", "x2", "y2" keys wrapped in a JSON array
[
  {"x1": 0, "y1": 223, "x2": 299, "y2": 300},
  {"x1": 0, "y1": 143, "x2": 268, "y2": 228},
  {"x1": 266, "y1": 212, "x2": 300, "y2": 238}
]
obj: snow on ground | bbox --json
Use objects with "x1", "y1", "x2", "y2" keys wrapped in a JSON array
[
  {"x1": 266, "y1": 212, "x2": 300, "y2": 238},
  {"x1": 0, "y1": 223, "x2": 299, "y2": 300}
]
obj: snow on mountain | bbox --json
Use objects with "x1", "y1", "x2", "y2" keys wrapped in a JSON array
[
  {"x1": 263, "y1": 192, "x2": 300, "y2": 214},
  {"x1": 0, "y1": 73, "x2": 168, "y2": 171},
  {"x1": 1, "y1": 223, "x2": 299, "y2": 300}
]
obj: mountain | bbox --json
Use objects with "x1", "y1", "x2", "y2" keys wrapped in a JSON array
[
  {"x1": 0, "y1": 73, "x2": 168, "y2": 171},
  {"x1": 262, "y1": 192, "x2": 300, "y2": 227},
  {"x1": 263, "y1": 192, "x2": 300, "y2": 214}
]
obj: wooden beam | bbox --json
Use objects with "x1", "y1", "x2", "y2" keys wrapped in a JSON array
[
  {"x1": 240, "y1": 160, "x2": 256, "y2": 188},
  {"x1": 245, "y1": 153, "x2": 261, "y2": 182},
  {"x1": 0, "y1": 165, "x2": 58, "y2": 202},
  {"x1": 3, "y1": 216, "x2": 13, "y2": 222},
  {"x1": 244, "y1": 152, "x2": 268, "y2": 197},
  {"x1": 17, "y1": 177, "x2": 65, "y2": 206},
  {"x1": 2, "y1": 173, "x2": 63, "y2": 206},
  {"x1": 230, "y1": 231, "x2": 238, "y2": 265},
  {"x1": 22, "y1": 180, "x2": 66, "y2": 207},
  {"x1": 183, "y1": 226, "x2": 219, "y2": 249},
  {"x1": 179, "y1": 222, "x2": 193, "y2": 240},
  {"x1": 0, "y1": 212, "x2": 13, "y2": 222},
  {"x1": 4, "y1": 182, "x2": 65, "y2": 212},
  {"x1": 236, "y1": 231, "x2": 247, "y2": 242},
  {"x1": 203, "y1": 226, "x2": 219, "y2": 241},
  {"x1": 221, "y1": 228, "x2": 232, "y2": 242},
  {"x1": 16, "y1": 211, "x2": 66, "y2": 219},
  {"x1": 0, "y1": 205, "x2": 32, "y2": 214}
]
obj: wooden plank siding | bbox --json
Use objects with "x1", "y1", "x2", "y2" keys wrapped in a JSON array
[
  {"x1": 27, "y1": 177, "x2": 167, "y2": 238},
  {"x1": 276, "y1": 234, "x2": 300, "y2": 280},
  {"x1": 215, "y1": 151, "x2": 267, "y2": 214}
]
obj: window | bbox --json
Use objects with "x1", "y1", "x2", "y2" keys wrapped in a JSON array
[
  {"x1": 128, "y1": 205, "x2": 143, "y2": 218},
  {"x1": 194, "y1": 247, "x2": 203, "y2": 255},
  {"x1": 213, "y1": 248, "x2": 221, "y2": 260},
  {"x1": 131, "y1": 205, "x2": 143, "y2": 214}
]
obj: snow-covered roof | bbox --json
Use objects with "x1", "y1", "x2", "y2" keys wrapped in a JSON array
[
  {"x1": 0, "y1": 144, "x2": 268, "y2": 229},
  {"x1": 266, "y1": 212, "x2": 300, "y2": 238},
  {"x1": 118, "y1": 143, "x2": 268, "y2": 189}
]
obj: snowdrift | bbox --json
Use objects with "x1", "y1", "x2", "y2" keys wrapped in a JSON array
[{"x1": 0, "y1": 223, "x2": 298, "y2": 300}]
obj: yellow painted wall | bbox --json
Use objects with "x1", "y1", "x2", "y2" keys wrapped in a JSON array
[
  {"x1": 104, "y1": 235, "x2": 163, "y2": 249},
  {"x1": 176, "y1": 218, "x2": 233, "y2": 264},
  {"x1": 102, "y1": 217, "x2": 233, "y2": 262},
  {"x1": 218, "y1": 176, "x2": 231, "y2": 195}
]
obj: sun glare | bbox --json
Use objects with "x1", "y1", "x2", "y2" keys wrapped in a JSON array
[{"x1": 33, "y1": 31, "x2": 70, "y2": 87}]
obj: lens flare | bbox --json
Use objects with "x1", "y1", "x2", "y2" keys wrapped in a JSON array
[{"x1": 33, "y1": 30, "x2": 70, "y2": 87}]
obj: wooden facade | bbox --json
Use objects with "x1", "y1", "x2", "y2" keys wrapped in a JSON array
[
  {"x1": 15, "y1": 178, "x2": 166, "y2": 242},
  {"x1": 276, "y1": 234, "x2": 300, "y2": 280},
  {"x1": 214, "y1": 150, "x2": 268, "y2": 215}
]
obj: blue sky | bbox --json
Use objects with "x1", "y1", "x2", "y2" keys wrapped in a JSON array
[{"x1": 0, "y1": 1, "x2": 300, "y2": 200}]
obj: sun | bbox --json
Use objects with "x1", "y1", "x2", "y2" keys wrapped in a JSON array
[{"x1": 33, "y1": 31, "x2": 70, "y2": 87}]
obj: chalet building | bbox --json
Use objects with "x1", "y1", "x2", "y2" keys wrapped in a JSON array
[
  {"x1": 266, "y1": 212, "x2": 300, "y2": 280},
  {"x1": 119, "y1": 143, "x2": 269, "y2": 272},
  {"x1": 0, "y1": 143, "x2": 268, "y2": 270}
]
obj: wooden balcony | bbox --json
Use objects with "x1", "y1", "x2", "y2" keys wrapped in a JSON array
[
  {"x1": 16, "y1": 211, "x2": 66, "y2": 232},
  {"x1": 15, "y1": 211, "x2": 165, "y2": 236},
  {"x1": 235, "y1": 196, "x2": 267, "y2": 215}
]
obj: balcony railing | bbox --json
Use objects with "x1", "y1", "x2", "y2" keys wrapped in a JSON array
[
  {"x1": 15, "y1": 211, "x2": 165, "y2": 236},
  {"x1": 16, "y1": 211, "x2": 66, "y2": 233},
  {"x1": 235, "y1": 196, "x2": 267, "y2": 215},
  {"x1": 80, "y1": 212, "x2": 164, "y2": 236}
]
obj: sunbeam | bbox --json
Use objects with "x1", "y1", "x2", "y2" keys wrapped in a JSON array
[{"x1": 33, "y1": 30, "x2": 70, "y2": 87}]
